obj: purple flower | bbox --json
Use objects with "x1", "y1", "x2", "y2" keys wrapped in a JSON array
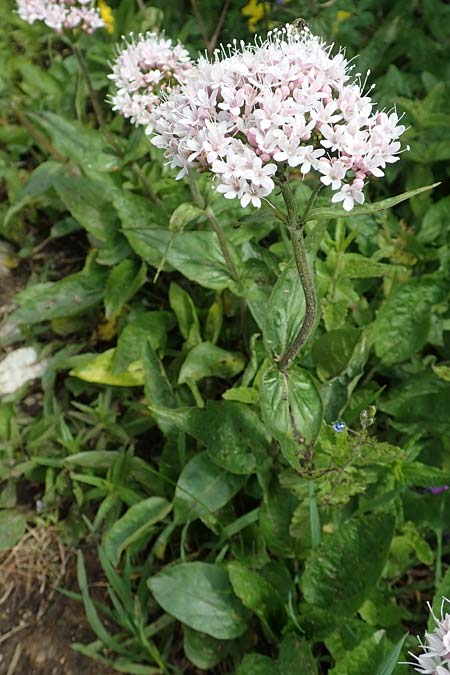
[{"x1": 428, "y1": 486, "x2": 449, "y2": 496}]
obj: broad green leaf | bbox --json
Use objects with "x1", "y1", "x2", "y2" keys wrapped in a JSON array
[
  {"x1": 169, "y1": 202, "x2": 203, "y2": 230},
  {"x1": 228, "y1": 561, "x2": 285, "y2": 636},
  {"x1": 278, "y1": 633, "x2": 318, "y2": 675},
  {"x1": 124, "y1": 229, "x2": 237, "y2": 290},
  {"x1": 259, "y1": 480, "x2": 297, "y2": 556},
  {"x1": 147, "y1": 562, "x2": 250, "y2": 639},
  {"x1": 53, "y1": 173, "x2": 118, "y2": 242},
  {"x1": 418, "y1": 196, "x2": 450, "y2": 243},
  {"x1": 174, "y1": 451, "x2": 244, "y2": 523},
  {"x1": 31, "y1": 111, "x2": 118, "y2": 173},
  {"x1": 148, "y1": 401, "x2": 270, "y2": 474},
  {"x1": 70, "y1": 349, "x2": 145, "y2": 386},
  {"x1": 178, "y1": 342, "x2": 245, "y2": 385},
  {"x1": 11, "y1": 266, "x2": 107, "y2": 325},
  {"x1": 402, "y1": 462, "x2": 450, "y2": 488},
  {"x1": 183, "y1": 627, "x2": 231, "y2": 670},
  {"x1": 306, "y1": 183, "x2": 440, "y2": 222},
  {"x1": 169, "y1": 282, "x2": 201, "y2": 349},
  {"x1": 222, "y1": 386, "x2": 260, "y2": 405},
  {"x1": 0, "y1": 510, "x2": 26, "y2": 550},
  {"x1": 312, "y1": 328, "x2": 362, "y2": 380},
  {"x1": 4, "y1": 160, "x2": 62, "y2": 227},
  {"x1": 237, "y1": 654, "x2": 280, "y2": 674},
  {"x1": 204, "y1": 298, "x2": 223, "y2": 345},
  {"x1": 112, "y1": 189, "x2": 161, "y2": 230},
  {"x1": 260, "y1": 365, "x2": 323, "y2": 468},
  {"x1": 143, "y1": 341, "x2": 177, "y2": 411},
  {"x1": 264, "y1": 258, "x2": 306, "y2": 357},
  {"x1": 374, "y1": 275, "x2": 447, "y2": 365},
  {"x1": 320, "y1": 333, "x2": 370, "y2": 422},
  {"x1": 329, "y1": 631, "x2": 386, "y2": 675},
  {"x1": 113, "y1": 310, "x2": 175, "y2": 372},
  {"x1": 301, "y1": 512, "x2": 395, "y2": 616},
  {"x1": 105, "y1": 260, "x2": 147, "y2": 320},
  {"x1": 338, "y1": 253, "x2": 397, "y2": 279},
  {"x1": 103, "y1": 497, "x2": 172, "y2": 565}
]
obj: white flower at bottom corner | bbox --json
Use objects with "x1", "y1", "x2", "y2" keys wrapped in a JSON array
[{"x1": 0, "y1": 347, "x2": 47, "y2": 396}]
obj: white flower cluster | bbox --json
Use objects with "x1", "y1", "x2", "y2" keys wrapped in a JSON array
[
  {"x1": 405, "y1": 599, "x2": 450, "y2": 674},
  {"x1": 150, "y1": 25, "x2": 407, "y2": 209},
  {"x1": 16, "y1": 0, "x2": 104, "y2": 33},
  {"x1": 108, "y1": 33, "x2": 192, "y2": 128}
]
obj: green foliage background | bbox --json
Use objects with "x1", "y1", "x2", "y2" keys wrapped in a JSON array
[{"x1": 1, "y1": 0, "x2": 450, "y2": 672}]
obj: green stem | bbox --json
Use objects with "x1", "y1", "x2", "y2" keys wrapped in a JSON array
[
  {"x1": 204, "y1": 206, "x2": 239, "y2": 282},
  {"x1": 277, "y1": 181, "x2": 321, "y2": 373},
  {"x1": 436, "y1": 526, "x2": 443, "y2": 588},
  {"x1": 186, "y1": 171, "x2": 239, "y2": 282}
]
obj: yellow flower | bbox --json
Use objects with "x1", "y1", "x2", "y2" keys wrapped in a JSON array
[
  {"x1": 98, "y1": 0, "x2": 114, "y2": 34},
  {"x1": 242, "y1": 0, "x2": 270, "y2": 32},
  {"x1": 332, "y1": 10, "x2": 352, "y2": 34}
]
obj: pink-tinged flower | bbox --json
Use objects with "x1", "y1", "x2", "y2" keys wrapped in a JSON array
[
  {"x1": 16, "y1": 0, "x2": 104, "y2": 33},
  {"x1": 319, "y1": 159, "x2": 346, "y2": 190},
  {"x1": 149, "y1": 23, "x2": 407, "y2": 209},
  {"x1": 108, "y1": 32, "x2": 191, "y2": 128},
  {"x1": 401, "y1": 598, "x2": 450, "y2": 673},
  {"x1": 331, "y1": 178, "x2": 365, "y2": 211}
]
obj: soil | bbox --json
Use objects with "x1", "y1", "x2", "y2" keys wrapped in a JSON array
[{"x1": 0, "y1": 539, "x2": 114, "y2": 675}]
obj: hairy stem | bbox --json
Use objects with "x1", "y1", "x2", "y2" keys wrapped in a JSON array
[{"x1": 277, "y1": 181, "x2": 321, "y2": 372}]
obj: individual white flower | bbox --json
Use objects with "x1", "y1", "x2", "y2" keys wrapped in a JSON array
[
  {"x1": 149, "y1": 24, "x2": 406, "y2": 209},
  {"x1": 331, "y1": 178, "x2": 365, "y2": 211},
  {"x1": 108, "y1": 32, "x2": 192, "y2": 128},
  {"x1": 0, "y1": 347, "x2": 47, "y2": 396},
  {"x1": 318, "y1": 159, "x2": 346, "y2": 190},
  {"x1": 16, "y1": 0, "x2": 104, "y2": 33}
]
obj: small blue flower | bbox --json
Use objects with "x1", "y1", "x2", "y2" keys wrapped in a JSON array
[{"x1": 332, "y1": 421, "x2": 346, "y2": 432}]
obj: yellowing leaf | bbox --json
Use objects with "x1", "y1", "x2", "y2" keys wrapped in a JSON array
[{"x1": 70, "y1": 349, "x2": 145, "y2": 386}]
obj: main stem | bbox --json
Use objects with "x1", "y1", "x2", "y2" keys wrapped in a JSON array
[{"x1": 277, "y1": 182, "x2": 321, "y2": 373}]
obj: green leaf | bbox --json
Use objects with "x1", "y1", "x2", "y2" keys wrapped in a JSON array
[
  {"x1": 432, "y1": 363, "x2": 450, "y2": 382},
  {"x1": 174, "y1": 451, "x2": 244, "y2": 523},
  {"x1": 329, "y1": 631, "x2": 386, "y2": 675},
  {"x1": 178, "y1": 342, "x2": 245, "y2": 385},
  {"x1": 169, "y1": 202, "x2": 203, "y2": 230},
  {"x1": 4, "y1": 160, "x2": 62, "y2": 227},
  {"x1": 113, "y1": 310, "x2": 174, "y2": 372},
  {"x1": 418, "y1": 196, "x2": 450, "y2": 244},
  {"x1": 11, "y1": 266, "x2": 107, "y2": 324},
  {"x1": 264, "y1": 258, "x2": 305, "y2": 357},
  {"x1": 278, "y1": 633, "x2": 318, "y2": 675},
  {"x1": 228, "y1": 561, "x2": 285, "y2": 637},
  {"x1": 147, "y1": 562, "x2": 250, "y2": 639},
  {"x1": 124, "y1": 229, "x2": 237, "y2": 290},
  {"x1": 103, "y1": 497, "x2": 172, "y2": 565},
  {"x1": 338, "y1": 253, "x2": 397, "y2": 279},
  {"x1": 312, "y1": 328, "x2": 362, "y2": 380},
  {"x1": 306, "y1": 183, "x2": 440, "y2": 222},
  {"x1": 260, "y1": 365, "x2": 323, "y2": 468},
  {"x1": 143, "y1": 341, "x2": 177, "y2": 411},
  {"x1": 169, "y1": 282, "x2": 201, "y2": 349},
  {"x1": 148, "y1": 401, "x2": 270, "y2": 474},
  {"x1": 183, "y1": 626, "x2": 231, "y2": 670},
  {"x1": 222, "y1": 386, "x2": 260, "y2": 405},
  {"x1": 0, "y1": 510, "x2": 26, "y2": 550},
  {"x1": 237, "y1": 654, "x2": 280, "y2": 674},
  {"x1": 31, "y1": 111, "x2": 118, "y2": 173},
  {"x1": 70, "y1": 349, "x2": 145, "y2": 387},
  {"x1": 301, "y1": 512, "x2": 395, "y2": 616},
  {"x1": 375, "y1": 633, "x2": 408, "y2": 675},
  {"x1": 374, "y1": 275, "x2": 447, "y2": 365},
  {"x1": 104, "y1": 260, "x2": 147, "y2": 320}
]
